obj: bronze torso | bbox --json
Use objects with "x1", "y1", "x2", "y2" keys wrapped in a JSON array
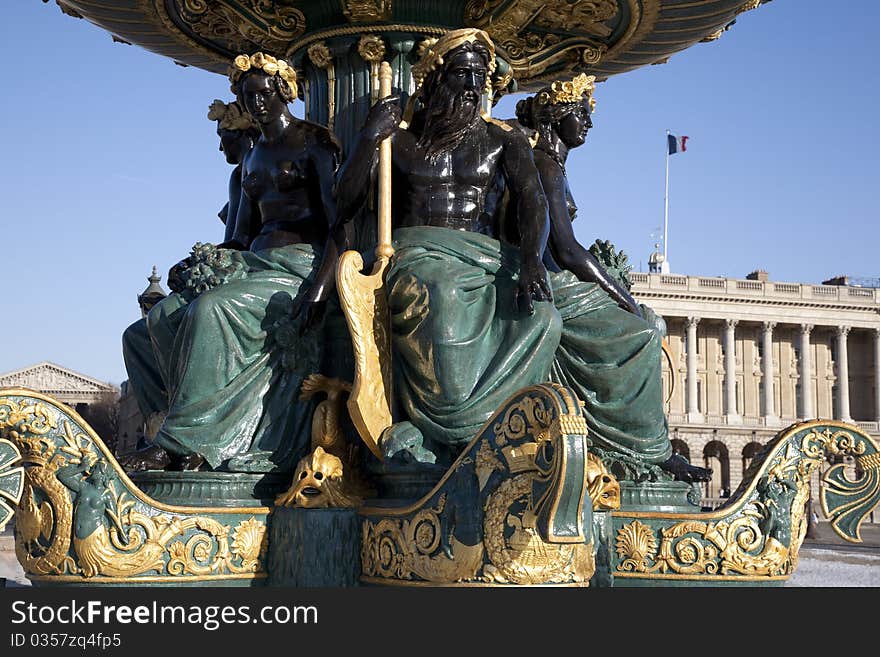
[
  {"x1": 241, "y1": 123, "x2": 329, "y2": 251},
  {"x1": 391, "y1": 119, "x2": 505, "y2": 236}
]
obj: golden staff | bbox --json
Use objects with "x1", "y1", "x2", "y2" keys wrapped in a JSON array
[{"x1": 335, "y1": 61, "x2": 395, "y2": 460}]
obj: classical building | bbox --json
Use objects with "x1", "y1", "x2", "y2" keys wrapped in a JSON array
[
  {"x1": 0, "y1": 361, "x2": 118, "y2": 413},
  {"x1": 632, "y1": 269, "x2": 880, "y2": 509},
  {"x1": 0, "y1": 362, "x2": 123, "y2": 452}
]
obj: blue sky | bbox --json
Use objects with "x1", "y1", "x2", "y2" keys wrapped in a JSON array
[{"x1": 1, "y1": 1, "x2": 877, "y2": 385}]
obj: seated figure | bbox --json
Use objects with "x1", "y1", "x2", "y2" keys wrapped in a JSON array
[
  {"x1": 336, "y1": 29, "x2": 708, "y2": 482},
  {"x1": 122, "y1": 52, "x2": 345, "y2": 474},
  {"x1": 513, "y1": 75, "x2": 709, "y2": 482},
  {"x1": 121, "y1": 98, "x2": 259, "y2": 452}
]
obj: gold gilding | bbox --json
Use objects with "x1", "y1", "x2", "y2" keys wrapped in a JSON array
[
  {"x1": 307, "y1": 42, "x2": 336, "y2": 130},
  {"x1": 176, "y1": 0, "x2": 306, "y2": 55},
  {"x1": 343, "y1": 0, "x2": 392, "y2": 22},
  {"x1": 336, "y1": 252, "x2": 393, "y2": 459},
  {"x1": 0, "y1": 437, "x2": 24, "y2": 533},
  {"x1": 275, "y1": 446, "x2": 368, "y2": 508},
  {"x1": 360, "y1": 385, "x2": 596, "y2": 586},
  {"x1": 1, "y1": 393, "x2": 268, "y2": 582},
  {"x1": 586, "y1": 453, "x2": 620, "y2": 511}
]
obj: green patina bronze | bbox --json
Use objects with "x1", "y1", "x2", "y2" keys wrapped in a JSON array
[
  {"x1": 610, "y1": 422, "x2": 880, "y2": 587},
  {"x1": 387, "y1": 226, "x2": 670, "y2": 470},
  {"x1": 123, "y1": 243, "x2": 325, "y2": 474}
]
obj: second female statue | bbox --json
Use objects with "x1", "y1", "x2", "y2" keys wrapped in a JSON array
[{"x1": 122, "y1": 53, "x2": 345, "y2": 474}]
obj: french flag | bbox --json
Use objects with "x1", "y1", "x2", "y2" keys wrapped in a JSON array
[{"x1": 668, "y1": 133, "x2": 688, "y2": 155}]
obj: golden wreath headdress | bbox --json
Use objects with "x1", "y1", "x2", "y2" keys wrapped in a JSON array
[
  {"x1": 536, "y1": 73, "x2": 596, "y2": 112},
  {"x1": 228, "y1": 52, "x2": 298, "y2": 99},
  {"x1": 410, "y1": 28, "x2": 496, "y2": 94},
  {"x1": 207, "y1": 99, "x2": 259, "y2": 132}
]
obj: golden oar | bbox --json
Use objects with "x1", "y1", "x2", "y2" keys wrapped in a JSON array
[{"x1": 336, "y1": 61, "x2": 395, "y2": 460}]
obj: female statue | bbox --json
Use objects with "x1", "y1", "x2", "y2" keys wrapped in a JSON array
[
  {"x1": 122, "y1": 52, "x2": 344, "y2": 475},
  {"x1": 514, "y1": 75, "x2": 642, "y2": 316},
  {"x1": 513, "y1": 75, "x2": 709, "y2": 481},
  {"x1": 121, "y1": 99, "x2": 259, "y2": 440}
]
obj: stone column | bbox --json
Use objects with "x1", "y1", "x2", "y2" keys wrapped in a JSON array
[
  {"x1": 836, "y1": 326, "x2": 852, "y2": 423},
  {"x1": 799, "y1": 324, "x2": 814, "y2": 419},
  {"x1": 762, "y1": 322, "x2": 778, "y2": 425},
  {"x1": 724, "y1": 319, "x2": 741, "y2": 424},
  {"x1": 875, "y1": 329, "x2": 880, "y2": 424},
  {"x1": 686, "y1": 316, "x2": 703, "y2": 423}
]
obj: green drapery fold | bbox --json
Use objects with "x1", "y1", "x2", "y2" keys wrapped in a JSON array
[{"x1": 388, "y1": 227, "x2": 670, "y2": 464}]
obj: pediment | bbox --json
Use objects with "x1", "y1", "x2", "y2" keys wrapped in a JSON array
[{"x1": 0, "y1": 362, "x2": 115, "y2": 394}]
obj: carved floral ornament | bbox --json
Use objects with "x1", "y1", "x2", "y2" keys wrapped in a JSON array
[{"x1": 357, "y1": 35, "x2": 387, "y2": 63}]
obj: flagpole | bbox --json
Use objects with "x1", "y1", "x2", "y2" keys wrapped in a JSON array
[{"x1": 664, "y1": 129, "x2": 670, "y2": 263}]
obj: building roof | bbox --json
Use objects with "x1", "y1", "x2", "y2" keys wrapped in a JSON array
[{"x1": 0, "y1": 362, "x2": 117, "y2": 395}]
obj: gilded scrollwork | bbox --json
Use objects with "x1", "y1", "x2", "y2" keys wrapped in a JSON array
[
  {"x1": 464, "y1": 0, "x2": 615, "y2": 86},
  {"x1": 0, "y1": 438, "x2": 24, "y2": 532},
  {"x1": 613, "y1": 422, "x2": 880, "y2": 581},
  {"x1": 1, "y1": 392, "x2": 269, "y2": 583},
  {"x1": 175, "y1": 0, "x2": 306, "y2": 54},
  {"x1": 360, "y1": 384, "x2": 597, "y2": 586},
  {"x1": 361, "y1": 497, "x2": 484, "y2": 583},
  {"x1": 492, "y1": 393, "x2": 553, "y2": 446}
]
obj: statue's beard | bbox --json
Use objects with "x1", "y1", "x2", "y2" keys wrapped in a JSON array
[{"x1": 417, "y1": 84, "x2": 482, "y2": 163}]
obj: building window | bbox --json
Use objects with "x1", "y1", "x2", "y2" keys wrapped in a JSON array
[
  {"x1": 670, "y1": 439, "x2": 690, "y2": 461},
  {"x1": 703, "y1": 441, "x2": 730, "y2": 502}
]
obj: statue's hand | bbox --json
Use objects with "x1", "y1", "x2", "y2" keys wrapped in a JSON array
[
  {"x1": 515, "y1": 259, "x2": 553, "y2": 315},
  {"x1": 363, "y1": 95, "x2": 401, "y2": 143}
]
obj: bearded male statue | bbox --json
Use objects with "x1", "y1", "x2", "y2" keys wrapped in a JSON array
[{"x1": 336, "y1": 28, "x2": 709, "y2": 484}]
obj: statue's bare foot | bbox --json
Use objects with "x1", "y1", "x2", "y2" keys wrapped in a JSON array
[
  {"x1": 120, "y1": 445, "x2": 172, "y2": 473},
  {"x1": 660, "y1": 453, "x2": 712, "y2": 483}
]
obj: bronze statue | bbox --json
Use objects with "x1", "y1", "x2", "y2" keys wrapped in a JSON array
[
  {"x1": 122, "y1": 53, "x2": 344, "y2": 474},
  {"x1": 120, "y1": 99, "x2": 258, "y2": 452},
  {"x1": 513, "y1": 75, "x2": 641, "y2": 316},
  {"x1": 337, "y1": 29, "x2": 707, "y2": 483},
  {"x1": 338, "y1": 30, "x2": 552, "y2": 314},
  {"x1": 514, "y1": 75, "x2": 710, "y2": 482}
]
